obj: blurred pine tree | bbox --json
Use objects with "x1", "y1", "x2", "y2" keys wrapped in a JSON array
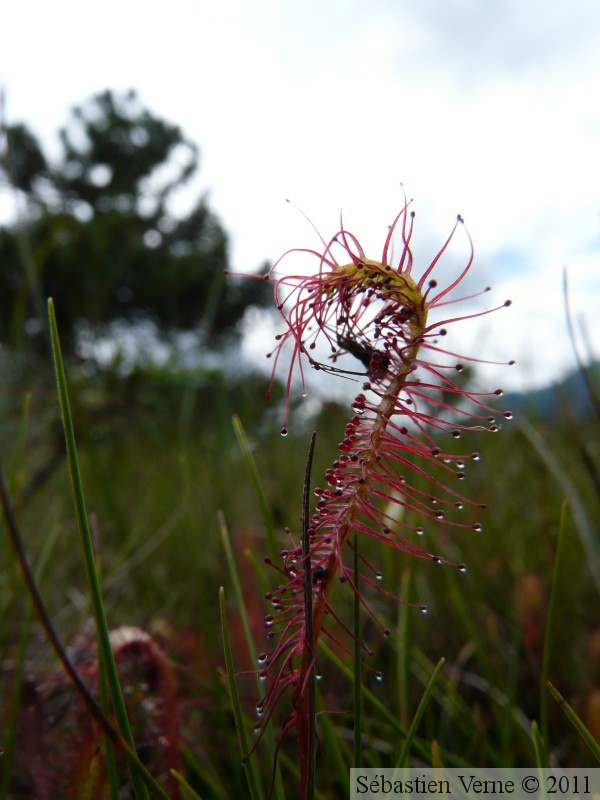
[{"x1": 0, "y1": 89, "x2": 269, "y2": 356}]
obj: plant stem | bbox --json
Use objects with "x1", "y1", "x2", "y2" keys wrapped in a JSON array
[
  {"x1": 353, "y1": 532, "x2": 362, "y2": 771},
  {"x1": 0, "y1": 468, "x2": 170, "y2": 799},
  {"x1": 301, "y1": 433, "x2": 317, "y2": 800}
]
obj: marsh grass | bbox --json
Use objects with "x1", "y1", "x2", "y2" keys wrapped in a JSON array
[{"x1": 1, "y1": 339, "x2": 599, "y2": 797}]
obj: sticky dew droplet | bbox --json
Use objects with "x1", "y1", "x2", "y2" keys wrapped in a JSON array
[
  {"x1": 280, "y1": 427, "x2": 288, "y2": 437},
  {"x1": 420, "y1": 605, "x2": 429, "y2": 615},
  {"x1": 458, "y1": 563, "x2": 468, "y2": 573},
  {"x1": 374, "y1": 671, "x2": 383, "y2": 683}
]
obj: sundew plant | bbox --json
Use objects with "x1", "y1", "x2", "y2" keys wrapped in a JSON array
[
  {"x1": 251, "y1": 198, "x2": 513, "y2": 792},
  {"x1": 1, "y1": 193, "x2": 544, "y2": 800}
]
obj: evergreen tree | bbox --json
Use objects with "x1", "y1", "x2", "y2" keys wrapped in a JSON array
[{"x1": 0, "y1": 89, "x2": 268, "y2": 355}]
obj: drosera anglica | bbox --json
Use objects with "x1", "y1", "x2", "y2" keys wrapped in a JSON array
[{"x1": 242, "y1": 196, "x2": 513, "y2": 791}]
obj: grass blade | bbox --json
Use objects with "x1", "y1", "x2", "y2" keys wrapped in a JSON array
[
  {"x1": 301, "y1": 433, "x2": 317, "y2": 800},
  {"x1": 316, "y1": 641, "x2": 441, "y2": 763},
  {"x1": 217, "y1": 511, "x2": 259, "y2": 671},
  {"x1": 169, "y1": 769, "x2": 205, "y2": 800},
  {"x1": 396, "y1": 566, "x2": 414, "y2": 729},
  {"x1": 518, "y1": 416, "x2": 600, "y2": 594},
  {"x1": 219, "y1": 586, "x2": 263, "y2": 800},
  {"x1": 315, "y1": 712, "x2": 350, "y2": 795},
  {"x1": 547, "y1": 681, "x2": 600, "y2": 762},
  {"x1": 530, "y1": 721, "x2": 545, "y2": 769},
  {"x1": 218, "y1": 512, "x2": 284, "y2": 799},
  {"x1": 47, "y1": 298, "x2": 150, "y2": 800},
  {"x1": 539, "y1": 500, "x2": 570, "y2": 759},
  {"x1": 395, "y1": 657, "x2": 445, "y2": 768},
  {"x1": 353, "y1": 532, "x2": 362, "y2": 772},
  {"x1": 431, "y1": 739, "x2": 444, "y2": 769},
  {"x1": 232, "y1": 414, "x2": 278, "y2": 562}
]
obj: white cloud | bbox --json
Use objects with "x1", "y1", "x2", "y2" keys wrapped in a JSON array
[{"x1": 1, "y1": 0, "x2": 599, "y2": 391}]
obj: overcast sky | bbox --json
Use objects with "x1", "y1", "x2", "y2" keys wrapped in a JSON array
[{"x1": 2, "y1": 0, "x2": 600, "y2": 394}]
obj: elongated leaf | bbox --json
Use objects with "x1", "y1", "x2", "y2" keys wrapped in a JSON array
[
  {"x1": 353, "y1": 533, "x2": 362, "y2": 772},
  {"x1": 218, "y1": 513, "x2": 285, "y2": 800},
  {"x1": 232, "y1": 414, "x2": 278, "y2": 561},
  {"x1": 530, "y1": 721, "x2": 546, "y2": 770},
  {"x1": 219, "y1": 586, "x2": 263, "y2": 800},
  {"x1": 169, "y1": 770, "x2": 205, "y2": 800},
  {"x1": 395, "y1": 657, "x2": 445, "y2": 767},
  {"x1": 519, "y1": 416, "x2": 600, "y2": 593},
  {"x1": 547, "y1": 681, "x2": 600, "y2": 762},
  {"x1": 539, "y1": 501, "x2": 570, "y2": 759},
  {"x1": 48, "y1": 299, "x2": 150, "y2": 800}
]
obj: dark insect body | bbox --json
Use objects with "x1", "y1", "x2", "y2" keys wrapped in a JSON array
[{"x1": 335, "y1": 334, "x2": 391, "y2": 381}]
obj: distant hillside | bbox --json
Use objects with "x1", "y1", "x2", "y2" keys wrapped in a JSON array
[{"x1": 505, "y1": 362, "x2": 600, "y2": 418}]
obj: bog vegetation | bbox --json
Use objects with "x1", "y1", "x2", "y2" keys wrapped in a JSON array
[{"x1": 0, "y1": 92, "x2": 599, "y2": 799}]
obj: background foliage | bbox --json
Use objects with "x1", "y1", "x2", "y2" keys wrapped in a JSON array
[{"x1": 0, "y1": 89, "x2": 269, "y2": 355}]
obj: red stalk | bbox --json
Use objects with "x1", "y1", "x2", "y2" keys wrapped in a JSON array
[{"x1": 251, "y1": 199, "x2": 512, "y2": 790}]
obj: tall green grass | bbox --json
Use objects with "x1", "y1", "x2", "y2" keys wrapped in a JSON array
[{"x1": 1, "y1": 335, "x2": 599, "y2": 796}]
